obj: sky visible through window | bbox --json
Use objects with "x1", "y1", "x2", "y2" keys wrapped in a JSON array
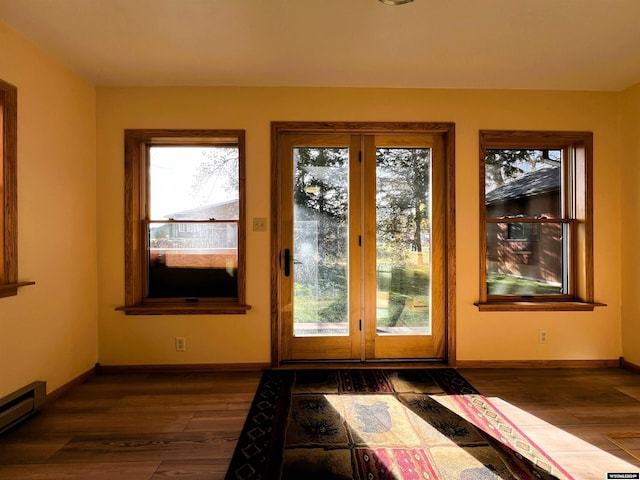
[{"x1": 149, "y1": 146, "x2": 236, "y2": 220}]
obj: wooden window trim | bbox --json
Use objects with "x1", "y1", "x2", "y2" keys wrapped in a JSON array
[
  {"x1": 117, "y1": 129, "x2": 250, "y2": 315},
  {"x1": 477, "y1": 130, "x2": 603, "y2": 312},
  {"x1": 475, "y1": 301, "x2": 604, "y2": 312},
  {"x1": 0, "y1": 79, "x2": 34, "y2": 299}
]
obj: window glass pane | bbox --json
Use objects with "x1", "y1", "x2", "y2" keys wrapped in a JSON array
[
  {"x1": 507, "y1": 222, "x2": 539, "y2": 241},
  {"x1": 486, "y1": 222, "x2": 565, "y2": 295},
  {"x1": 376, "y1": 147, "x2": 431, "y2": 335},
  {"x1": 485, "y1": 149, "x2": 562, "y2": 219},
  {"x1": 148, "y1": 222, "x2": 238, "y2": 298},
  {"x1": 149, "y1": 146, "x2": 239, "y2": 221},
  {"x1": 292, "y1": 147, "x2": 349, "y2": 337}
]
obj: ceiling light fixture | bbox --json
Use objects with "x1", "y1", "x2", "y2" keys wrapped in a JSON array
[{"x1": 379, "y1": 0, "x2": 414, "y2": 5}]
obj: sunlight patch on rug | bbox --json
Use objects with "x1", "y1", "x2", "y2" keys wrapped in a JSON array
[{"x1": 324, "y1": 393, "x2": 517, "y2": 479}]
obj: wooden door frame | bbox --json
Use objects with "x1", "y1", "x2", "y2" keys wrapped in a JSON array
[{"x1": 270, "y1": 121, "x2": 456, "y2": 368}]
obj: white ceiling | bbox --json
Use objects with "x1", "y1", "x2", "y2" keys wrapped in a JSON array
[{"x1": 1, "y1": 0, "x2": 639, "y2": 91}]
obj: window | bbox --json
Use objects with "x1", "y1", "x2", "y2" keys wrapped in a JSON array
[
  {"x1": 478, "y1": 130, "x2": 599, "y2": 311},
  {"x1": 506, "y1": 223, "x2": 539, "y2": 242},
  {"x1": 0, "y1": 79, "x2": 33, "y2": 299},
  {"x1": 119, "y1": 130, "x2": 249, "y2": 315}
]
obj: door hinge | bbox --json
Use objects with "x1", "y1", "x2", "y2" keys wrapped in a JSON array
[
  {"x1": 358, "y1": 235, "x2": 362, "y2": 246},
  {"x1": 359, "y1": 319, "x2": 362, "y2": 331}
]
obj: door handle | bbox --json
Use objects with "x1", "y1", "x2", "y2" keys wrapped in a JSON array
[
  {"x1": 284, "y1": 248, "x2": 291, "y2": 277},
  {"x1": 283, "y1": 248, "x2": 303, "y2": 277}
]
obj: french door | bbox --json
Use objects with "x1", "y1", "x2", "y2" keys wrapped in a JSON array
[{"x1": 273, "y1": 123, "x2": 454, "y2": 364}]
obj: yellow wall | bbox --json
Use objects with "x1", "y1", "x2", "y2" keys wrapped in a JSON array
[
  {"x1": 97, "y1": 87, "x2": 622, "y2": 365},
  {"x1": 621, "y1": 82, "x2": 640, "y2": 365},
  {"x1": 0, "y1": 21, "x2": 97, "y2": 397}
]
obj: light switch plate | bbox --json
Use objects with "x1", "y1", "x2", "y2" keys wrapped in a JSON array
[{"x1": 253, "y1": 217, "x2": 267, "y2": 232}]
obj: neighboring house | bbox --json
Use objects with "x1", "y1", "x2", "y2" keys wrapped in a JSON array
[
  {"x1": 485, "y1": 167, "x2": 562, "y2": 285},
  {"x1": 168, "y1": 198, "x2": 239, "y2": 222},
  {"x1": 150, "y1": 198, "x2": 239, "y2": 270}
]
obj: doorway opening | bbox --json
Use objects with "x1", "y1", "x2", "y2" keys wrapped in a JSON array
[{"x1": 271, "y1": 122, "x2": 455, "y2": 367}]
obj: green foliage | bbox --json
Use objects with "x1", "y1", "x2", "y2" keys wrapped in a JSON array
[
  {"x1": 294, "y1": 147, "x2": 348, "y2": 221},
  {"x1": 294, "y1": 264, "x2": 348, "y2": 323},
  {"x1": 487, "y1": 272, "x2": 562, "y2": 295},
  {"x1": 294, "y1": 148, "x2": 349, "y2": 264},
  {"x1": 376, "y1": 148, "x2": 431, "y2": 261},
  {"x1": 377, "y1": 265, "x2": 430, "y2": 327}
]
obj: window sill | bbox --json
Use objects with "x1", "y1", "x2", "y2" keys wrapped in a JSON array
[
  {"x1": 0, "y1": 281, "x2": 36, "y2": 299},
  {"x1": 116, "y1": 302, "x2": 252, "y2": 315},
  {"x1": 475, "y1": 300, "x2": 606, "y2": 312}
]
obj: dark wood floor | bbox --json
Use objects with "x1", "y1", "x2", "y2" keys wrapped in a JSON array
[
  {"x1": 461, "y1": 368, "x2": 640, "y2": 479},
  {"x1": 0, "y1": 371, "x2": 262, "y2": 479},
  {"x1": 0, "y1": 368, "x2": 639, "y2": 479}
]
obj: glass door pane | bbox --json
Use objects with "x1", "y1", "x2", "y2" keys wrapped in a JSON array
[
  {"x1": 293, "y1": 146, "x2": 349, "y2": 337},
  {"x1": 279, "y1": 133, "x2": 360, "y2": 361},
  {"x1": 364, "y1": 134, "x2": 443, "y2": 360},
  {"x1": 278, "y1": 130, "x2": 445, "y2": 363},
  {"x1": 375, "y1": 146, "x2": 431, "y2": 336}
]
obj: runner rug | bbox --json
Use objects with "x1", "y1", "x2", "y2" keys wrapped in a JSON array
[{"x1": 225, "y1": 369, "x2": 573, "y2": 479}]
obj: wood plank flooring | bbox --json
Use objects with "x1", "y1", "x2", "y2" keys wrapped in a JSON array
[
  {"x1": 0, "y1": 368, "x2": 639, "y2": 479},
  {"x1": 460, "y1": 368, "x2": 640, "y2": 479},
  {"x1": 0, "y1": 371, "x2": 262, "y2": 480}
]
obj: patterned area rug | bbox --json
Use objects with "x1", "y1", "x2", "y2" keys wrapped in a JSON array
[{"x1": 225, "y1": 369, "x2": 574, "y2": 479}]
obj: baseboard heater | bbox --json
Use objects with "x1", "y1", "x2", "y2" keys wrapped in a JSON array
[{"x1": 0, "y1": 381, "x2": 46, "y2": 434}]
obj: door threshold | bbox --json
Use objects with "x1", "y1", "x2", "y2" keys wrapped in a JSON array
[{"x1": 275, "y1": 360, "x2": 452, "y2": 370}]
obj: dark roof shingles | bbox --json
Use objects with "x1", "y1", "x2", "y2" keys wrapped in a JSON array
[{"x1": 486, "y1": 167, "x2": 559, "y2": 204}]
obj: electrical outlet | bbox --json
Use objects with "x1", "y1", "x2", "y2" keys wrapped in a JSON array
[
  {"x1": 175, "y1": 336, "x2": 186, "y2": 352},
  {"x1": 538, "y1": 330, "x2": 548, "y2": 344}
]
